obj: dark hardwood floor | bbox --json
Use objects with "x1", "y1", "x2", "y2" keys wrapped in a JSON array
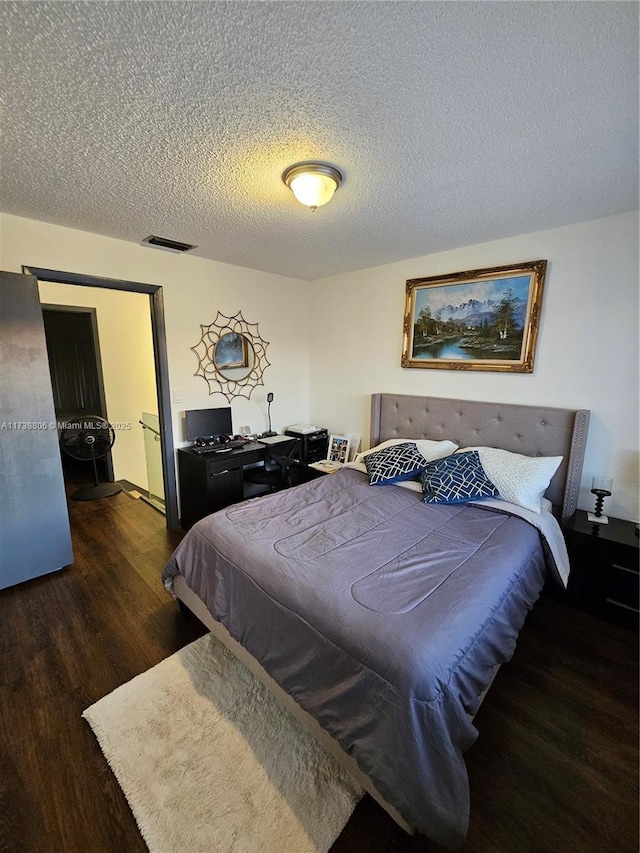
[{"x1": 0, "y1": 488, "x2": 637, "y2": 853}]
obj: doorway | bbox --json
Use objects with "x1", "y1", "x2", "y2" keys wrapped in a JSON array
[{"x1": 23, "y1": 265, "x2": 179, "y2": 528}]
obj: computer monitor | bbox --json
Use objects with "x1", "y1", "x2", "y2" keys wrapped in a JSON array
[{"x1": 185, "y1": 407, "x2": 233, "y2": 442}]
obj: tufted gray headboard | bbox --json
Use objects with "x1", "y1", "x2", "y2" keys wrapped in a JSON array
[{"x1": 370, "y1": 394, "x2": 590, "y2": 521}]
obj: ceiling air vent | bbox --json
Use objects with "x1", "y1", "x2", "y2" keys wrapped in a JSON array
[{"x1": 142, "y1": 235, "x2": 196, "y2": 253}]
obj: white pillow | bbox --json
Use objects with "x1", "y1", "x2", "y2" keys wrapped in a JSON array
[
  {"x1": 355, "y1": 438, "x2": 458, "y2": 465},
  {"x1": 458, "y1": 446, "x2": 562, "y2": 514}
]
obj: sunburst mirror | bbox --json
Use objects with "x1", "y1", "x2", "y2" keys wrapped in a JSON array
[{"x1": 191, "y1": 311, "x2": 270, "y2": 401}]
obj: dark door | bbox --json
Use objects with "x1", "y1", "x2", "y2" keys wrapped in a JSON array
[
  {"x1": 41, "y1": 306, "x2": 113, "y2": 482},
  {"x1": 42, "y1": 308, "x2": 103, "y2": 418},
  {"x1": 0, "y1": 271, "x2": 73, "y2": 590}
]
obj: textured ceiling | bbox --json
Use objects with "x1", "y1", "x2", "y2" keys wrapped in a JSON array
[{"x1": 1, "y1": 1, "x2": 637, "y2": 281}]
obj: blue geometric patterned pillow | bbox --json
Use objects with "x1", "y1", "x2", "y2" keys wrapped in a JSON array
[
  {"x1": 364, "y1": 442, "x2": 428, "y2": 486},
  {"x1": 421, "y1": 450, "x2": 499, "y2": 504}
]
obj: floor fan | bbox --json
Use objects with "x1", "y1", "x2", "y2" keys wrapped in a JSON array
[{"x1": 60, "y1": 416, "x2": 123, "y2": 501}]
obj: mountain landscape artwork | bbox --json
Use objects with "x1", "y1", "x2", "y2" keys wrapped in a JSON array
[{"x1": 402, "y1": 261, "x2": 547, "y2": 373}]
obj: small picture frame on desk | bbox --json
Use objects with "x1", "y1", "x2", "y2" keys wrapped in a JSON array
[
  {"x1": 345, "y1": 433, "x2": 362, "y2": 462},
  {"x1": 327, "y1": 434, "x2": 351, "y2": 464}
]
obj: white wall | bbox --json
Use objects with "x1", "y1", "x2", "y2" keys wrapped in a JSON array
[
  {"x1": 37, "y1": 281, "x2": 157, "y2": 491},
  {"x1": 0, "y1": 212, "x2": 311, "y2": 489},
  {"x1": 309, "y1": 212, "x2": 639, "y2": 522},
  {"x1": 3, "y1": 210, "x2": 637, "y2": 521}
]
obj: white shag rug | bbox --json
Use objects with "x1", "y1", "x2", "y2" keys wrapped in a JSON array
[{"x1": 82, "y1": 634, "x2": 362, "y2": 853}]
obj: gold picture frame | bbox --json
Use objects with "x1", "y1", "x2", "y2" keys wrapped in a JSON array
[{"x1": 402, "y1": 260, "x2": 547, "y2": 373}]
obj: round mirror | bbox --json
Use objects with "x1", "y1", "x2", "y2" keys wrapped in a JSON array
[
  {"x1": 212, "y1": 332, "x2": 255, "y2": 380},
  {"x1": 192, "y1": 310, "x2": 271, "y2": 401}
]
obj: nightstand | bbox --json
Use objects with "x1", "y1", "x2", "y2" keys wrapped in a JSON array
[{"x1": 562, "y1": 510, "x2": 639, "y2": 630}]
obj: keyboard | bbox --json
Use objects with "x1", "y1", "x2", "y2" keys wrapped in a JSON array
[{"x1": 191, "y1": 439, "x2": 247, "y2": 455}]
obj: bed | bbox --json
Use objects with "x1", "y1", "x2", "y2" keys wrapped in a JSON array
[{"x1": 163, "y1": 393, "x2": 590, "y2": 849}]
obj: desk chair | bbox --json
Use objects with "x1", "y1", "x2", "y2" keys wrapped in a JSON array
[{"x1": 243, "y1": 438, "x2": 298, "y2": 494}]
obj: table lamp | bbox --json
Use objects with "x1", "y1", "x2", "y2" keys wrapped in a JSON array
[
  {"x1": 262, "y1": 392, "x2": 276, "y2": 437},
  {"x1": 587, "y1": 476, "x2": 613, "y2": 524}
]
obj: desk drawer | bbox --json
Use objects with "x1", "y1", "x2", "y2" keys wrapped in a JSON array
[
  {"x1": 178, "y1": 444, "x2": 266, "y2": 529},
  {"x1": 207, "y1": 465, "x2": 244, "y2": 513}
]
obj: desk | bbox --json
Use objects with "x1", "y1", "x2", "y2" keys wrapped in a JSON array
[{"x1": 178, "y1": 442, "x2": 269, "y2": 529}]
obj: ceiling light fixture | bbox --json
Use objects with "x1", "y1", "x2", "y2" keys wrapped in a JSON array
[{"x1": 282, "y1": 162, "x2": 343, "y2": 211}]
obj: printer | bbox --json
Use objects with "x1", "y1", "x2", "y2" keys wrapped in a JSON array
[{"x1": 284, "y1": 425, "x2": 328, "y2": 465}]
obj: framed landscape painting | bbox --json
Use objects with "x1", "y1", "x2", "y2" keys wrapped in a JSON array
[
  {"x1": 213, "y1": 332, "x2": 249, "y2": 369},
  {"x1": 401, "y1": 260, "x2": 547, "y2": 373}
]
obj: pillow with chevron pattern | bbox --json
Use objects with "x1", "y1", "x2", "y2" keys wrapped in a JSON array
[
  {"x1": 364, "y1": 442, "x2": 429, "y2": 485},
  {"x1": 421, "y1": 450, "x2": 499, "y2": 504}
]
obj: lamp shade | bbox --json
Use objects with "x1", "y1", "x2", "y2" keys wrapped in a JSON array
[{"x1": 282, "y1": 163, "x2": 342, "y2": 211}]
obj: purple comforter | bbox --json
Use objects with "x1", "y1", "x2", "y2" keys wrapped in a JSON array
[{"x1": 163, "y1": 468, "x2": 548, "y2": 848}]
